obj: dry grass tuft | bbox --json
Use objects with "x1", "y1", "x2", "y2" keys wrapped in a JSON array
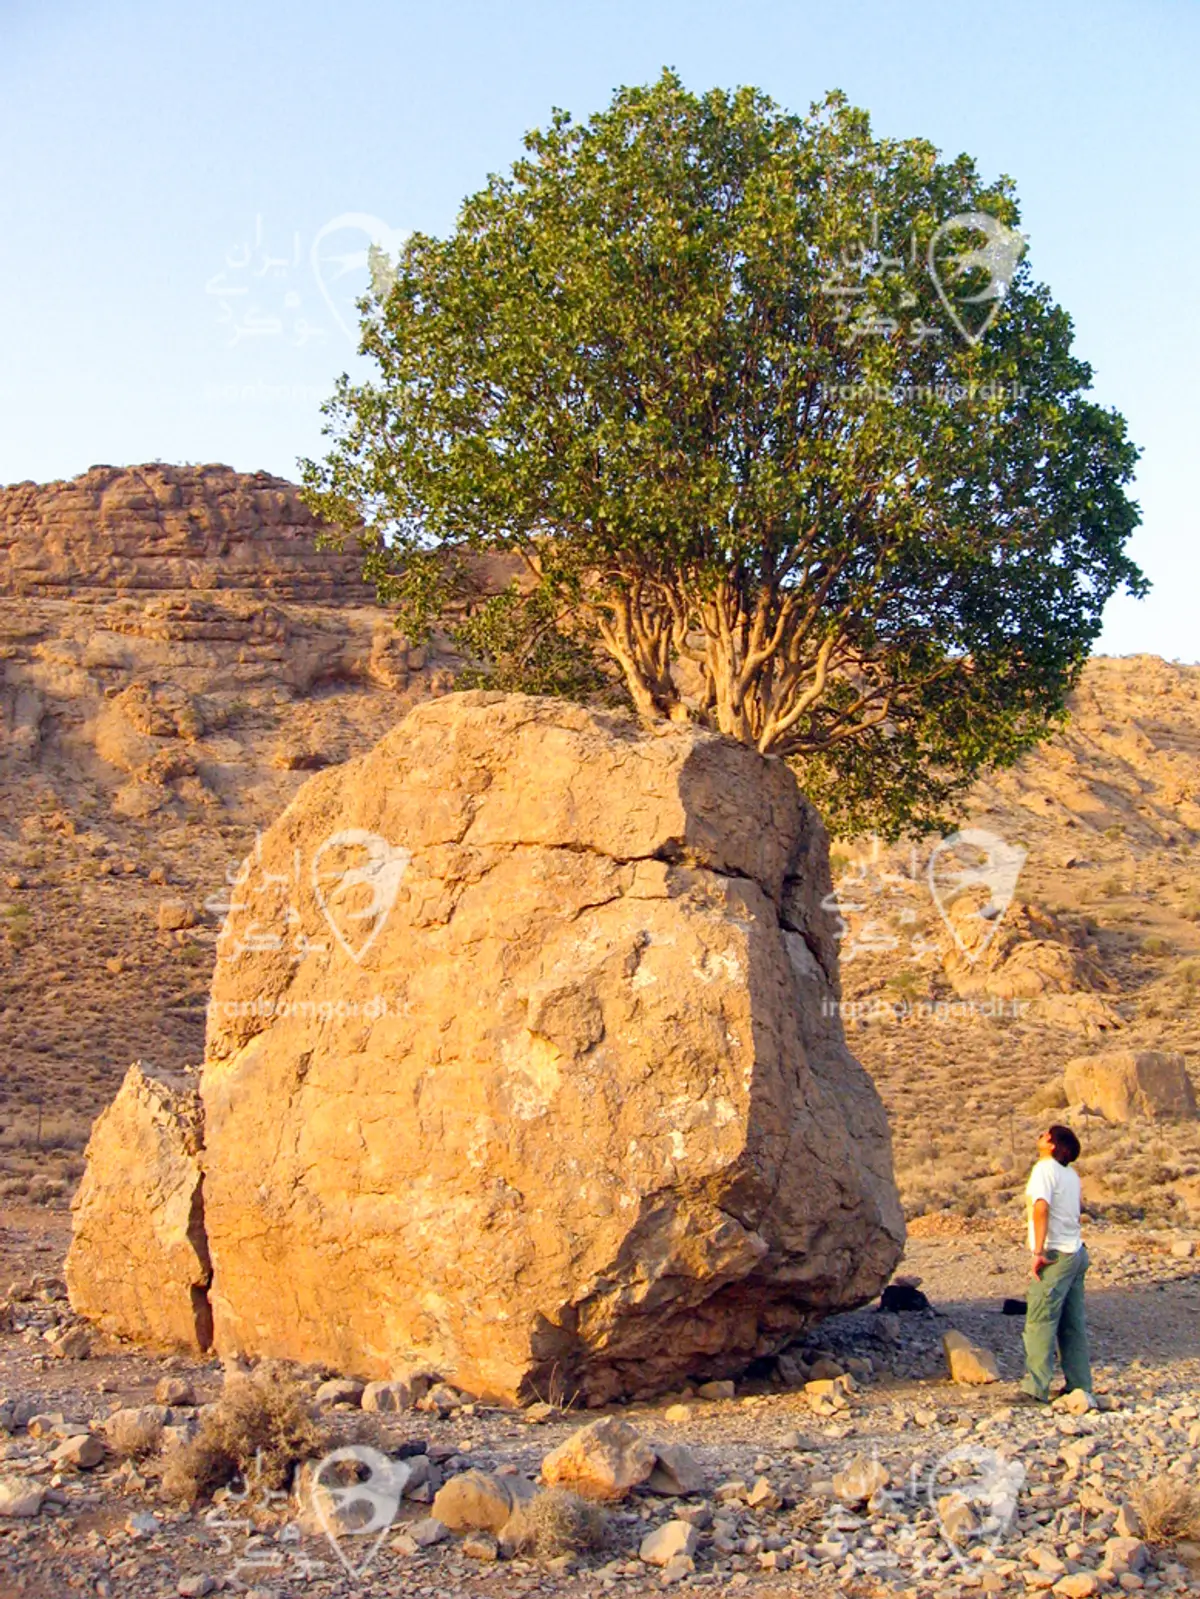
[
  {"x1": 160, "y1": 1369, "x2": 325, "y2": 1505},
  {"x1": 104, "y1": 1408, "x2": 164, "y2": 1459},
  {"x1": 503, "y1": 1489, "x2": 610, "y2": 1559},
  {"x1": 1134, "y1": 1479, "x2": 1200, "y2": 1545}
]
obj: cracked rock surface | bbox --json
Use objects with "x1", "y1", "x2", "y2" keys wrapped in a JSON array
[{"x1": 70, "y1": 692, "x2": 903, "y2": 1401}]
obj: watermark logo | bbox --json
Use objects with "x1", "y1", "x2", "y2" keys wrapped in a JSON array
[
  {"x1": 927, "y1": 1443, "x2": 1025, "y2": 1566},
  {"x1": 311, "y1": 830, "x2": 411, "y2": 964},
  {"x1": 311, "y1": 212, "x2": 410, "y2": 342},
  {"x1": 928, "y1": 213, "x2": 1028, "y2": 346},
  {"x1": 927, "y1": 828, "x2": 1027, "y2": 965},
  {"x1": 208, "y1": 827, "x2": 410, "y2": 965},
  {"x1": 205, "y1": 211, "x2": 407, "y2": 352},
  {"x1": 309, "y1": 1445, "x2": 408, "y2": 1580}
]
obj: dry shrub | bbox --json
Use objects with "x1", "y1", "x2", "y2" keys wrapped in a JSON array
[
  {"x1": 104, "y1": 1407, "x2": 165, "y2": 1459},
  {"x1": 160, "y1": 1369, "x2": 325, "y2": 1505},
  {"x1": 1134, "y1": 1479, "x2": 1200, "y2": 1545},
  {"x1": 503, "y1": 1489, "x2": 609, "y2": 1559}
]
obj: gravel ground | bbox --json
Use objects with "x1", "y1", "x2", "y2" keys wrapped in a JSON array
[{"x1": 2, "y1": 1206, "x2": 1200, "y2": 1599}]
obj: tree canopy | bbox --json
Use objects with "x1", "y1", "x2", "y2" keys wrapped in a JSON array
[{"x1": 302, "y1": 71, "x2": 1144, "y2": 836}]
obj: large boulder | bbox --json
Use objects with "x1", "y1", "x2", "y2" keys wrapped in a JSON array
[
  {"x1": 65, "y1": 1064, "x2": 212, "y2": 1351},
  {"x1": 1063, "y1": 1050, "x2": 1198, "y2": 1122},
  {"x1": 74, "y1": 692, "x2": 903, "y2": 1401}
]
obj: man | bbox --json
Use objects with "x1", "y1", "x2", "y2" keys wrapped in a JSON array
[{"x1": 1019, "y1": 1123, "x2": 1091, "y2": 1404}]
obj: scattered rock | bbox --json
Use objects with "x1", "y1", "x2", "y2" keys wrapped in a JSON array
[
  {"x1": 696, "y1": 1380, "x2": 735, "y2": 1401},
  {"x1": 647, "y1": 1444, "x2": 706, "y2": 1496},
  {"x1": 406, "y1": 1517, "x2": 449, "y2": 1548},
  {"x1": 1052, "y1": 1574, "x2": 1100, "y2": 1598},
  {"x1": 416, "y1": 1381, "x2": 464, "y2": 1413},
  {"x1": 639, "y1": 1520, "x2": 698, "y2": 1567},
  {"x1": 432, "y1": 1469, "x2": 536, "y2": 1533},
  {"x1": 542, "y1": 1417, "x2": 657, "y2": 1501},
  {"x1": 155, "y1": 1377, "x2": 196, "y2": 1406},
  {"x1": 46, "y1": 1324, "x2": 92, "y2": 1360},
  {"x1": 177, "y1": 1577, "x2": 217, "y2": 1597},
  {"x1": 0, "y1": 1478, "x2": 44, "y2": 1517},
  {"x1": 50, "y1": 1433, "x2": 105, "y2": 1470},
  {"x1": 462, "y1": 1531, "x2": 500, "y2": 1561},
  {"x1": 313, "y1": 1378, "x2": 364, "y2": 1410},
  {"x1": 833, "y1": 1455, "x2": 889, "y2": 1504},
  {"x1": 943, "y1": 1328, "x2": 1000, "y2": 1384}
]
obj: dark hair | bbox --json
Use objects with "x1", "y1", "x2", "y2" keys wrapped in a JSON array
[{"x1": 1048, "y1": 1124, "x2": 1081, "y2": 1165}]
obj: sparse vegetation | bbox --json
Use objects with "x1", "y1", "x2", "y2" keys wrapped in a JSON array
[
  {"x1": 1134, "y1": 1479, "x2": 1200, "y2": 1546},
  {"x1": 160, "y1": 1370, "x2": 326, "y2": 1505},
  {"x1": 503, "y1": 1489, "x2": 610, "y2": 1559}
]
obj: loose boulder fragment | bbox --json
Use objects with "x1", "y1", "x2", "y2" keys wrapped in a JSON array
[
  {"x1": 640, "y1": 1520, "x2": 698, "y2": 1566},
  {"x1": 541, "y1": 1417, "x2": 656, "y2": 1501},
  {"x1": 646, "y1": 1443, "x2": 706, "y2": 1496},
  {"x1": 1063, "y1": 1050, "x2": 1198, "y2": 1122},
  {"x1": 431, "y1": 1469, "x2": 536, "y2": 1532},
  {"x1": 65, "y1": 1064, "x2": 211, "y2": 1353},
  {"x1": 943, "y1": 1329, "x2": 1000, "y2": 1385}
]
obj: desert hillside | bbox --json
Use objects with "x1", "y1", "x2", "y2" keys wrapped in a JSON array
[{"x1": 1, "y1": 464, "x2": 1197, "y2": 1229}]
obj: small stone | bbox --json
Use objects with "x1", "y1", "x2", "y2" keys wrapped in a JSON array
[
  {"x1": 647, "y1": 1443, "x2": 706, "y2": 1496},
  {"x1": 663, "y1": 1403, "x2": 693, "y2": 1424},
  {"x1": 807, "y1": 1357, "x2": 845, "y2": 1380},
  {"x1": 660, "y1": 1553, "x2": 695, "y2": 1586},
  {"x1": 640, "y1": 1520, "x2": 699, "y2": 1567},
  {"x1": 47, "y1": 1325, "x2": 92, "y2": 1360},
  {"x1": 0, "y1": 1477, "x2": 44, "y2": 1517},
  {"x1": 522, "y1": 1401, "x2": 556, "y2": 1424},
  {"x1": 408, "y1": 1516, "x2": 450, "y2": 1547},
  {"x1": 833, "y1": 1455, "x2": 888, "y2": 1504},
  {"x1": 1103, "y1": 1538, "x2": 1148, "y2": 1575},
  {"x1": 1057, "y1": 1389, "x2": 1095, "y2": 1415},
  {"x1": 1052, "y1": 1575, "x2": 1099, "y2": 1598},
  {"x1": 937, "y1": 1491, "x2": 977, "y2": 1543},
  {"x1": 943, "y1": 1329, "x2": 1000, "y2": 1384},
  {"x1": 51, "y1": 1433, "x2": 105, "y2": 1470},
  {"x1": 361, "y1": 1379, "x2": 413, "y2": 1413},
  {"x1": 696, "y1": 1380, "x2": 735, "y2": 1401},
  {"x1": 155, "y1": 1377, "x2": 195, "y2": 1406},
  {"x1": 416, "y1": 1381, "x2": 464, "y2": 1412},
  {"x1": 26, "y1": 1412, "x2": 66, "y2": 1438},
  {"x1": 746, "y1": 1474, "x2": 781, "y2": 1510},
  {"x1": 177, "y1": 1577, "x2": 217, "y2": 1598},
  {"x1": 1114, "y1": 1503, "x2": 1143, "y2": 1539},
  {"x1": 1171, "y1": 1239, "x2": 1196, "y2": 1259},
  {"x1": 125, "y1": 1511, "x2": 161, "y2": 1537},
  {"x1": 462, "y1": 1531, "x2": 499, "y2": 1561},
  {"x1": 313, "y1": 1377, "x2": 363, "y2": 1409}
]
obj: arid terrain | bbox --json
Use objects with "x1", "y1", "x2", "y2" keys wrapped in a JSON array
[{"x1": 2, "y1": 465, "x2": 1199, "y2": 1598}]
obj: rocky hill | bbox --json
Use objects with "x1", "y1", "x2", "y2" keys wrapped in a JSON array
[{"x1": 1, "y1": 464, "x2": 1198, "y2": 1232}]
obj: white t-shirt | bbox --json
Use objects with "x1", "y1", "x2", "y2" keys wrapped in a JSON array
[{"x1": 1025, "y1": 1157, "x2": 1082, "y2": 1254}]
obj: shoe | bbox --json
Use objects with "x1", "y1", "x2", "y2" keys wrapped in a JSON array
[{"x1": 1013, "y1": 1389, "x2": 1048, "y2": 1405}]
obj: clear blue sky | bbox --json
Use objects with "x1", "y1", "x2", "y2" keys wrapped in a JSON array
[{"x1": 2, "y1": 0, "x2": 1196, "y2": 658}]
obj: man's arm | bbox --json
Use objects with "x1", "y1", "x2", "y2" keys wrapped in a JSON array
[{"x1": 1031, "y1": 1198, "x2": 1050, "y2": 1277}]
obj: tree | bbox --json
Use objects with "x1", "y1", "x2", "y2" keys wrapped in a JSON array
[{"x1": 302, "y1": 71, "x2": 1144, "y2": 836}]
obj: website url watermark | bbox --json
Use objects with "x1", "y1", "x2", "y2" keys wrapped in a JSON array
[
  {"x1": 206, "y1": 995, "x2": 400, "y2": 1022},
  {"x1": 823, "y1": 997, "x2": 1030, "y2": 1024}
]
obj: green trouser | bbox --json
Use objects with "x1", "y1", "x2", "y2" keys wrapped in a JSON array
[{"x1": 1021, "y1": 1243, "x2": 1091, "y2": 1400}]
